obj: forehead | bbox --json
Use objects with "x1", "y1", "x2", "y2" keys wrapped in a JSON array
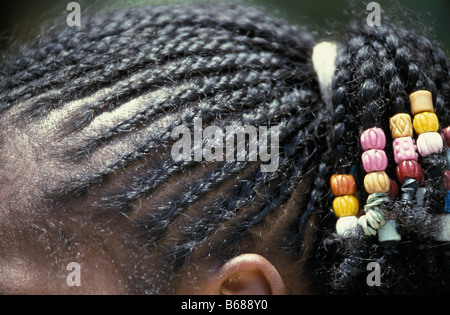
[{"x1": 0, "y1": 198, "x2": 132, "y2": 294}]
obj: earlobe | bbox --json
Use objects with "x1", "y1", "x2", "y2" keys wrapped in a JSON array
[{"x1": 205, "y1": 253, "x2": 287, "y2": 295}]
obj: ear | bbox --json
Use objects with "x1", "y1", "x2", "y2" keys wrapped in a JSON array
[{"x1": 200, "y1": 253, "x2": 286, "y2": 295}]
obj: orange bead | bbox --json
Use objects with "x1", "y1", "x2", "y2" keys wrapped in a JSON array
[
  {"x1": 364, "y1": 171, "x2": 390, "y2": 194},
  {"x1": 389, "y1": 113, "x2": 413, "y2": 139},
  {"x1": 413, "y1": 111, "x2": 439, "y2": 135},
  {"x1": 330, "y1": 174, "x2": 356, "y2": 196},
  {"x1": 332, "y1": 195, "x2": 359, "y2": 217},
  {"x1": 409, "y1": 90, "x2": 434, "y2": 115}
]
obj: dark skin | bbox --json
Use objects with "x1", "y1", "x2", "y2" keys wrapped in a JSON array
[
  {"x1": 0, "y1": 205, "x2": 127, "y2": 294},
  {"x1": 0, "y1": 180, "x2": 314, "y2": 294},
  {"x1": 0, "y1": 218, "x2": 311, "y2": 294},
  {"x1": 0, "y1": 123, "x2": 315, "y2": 294}
]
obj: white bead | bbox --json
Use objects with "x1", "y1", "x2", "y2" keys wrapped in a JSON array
[
  {"x1": 378, "y1": 219, "x2": 401, "y2": 242},
  {"x1": 336, "y1": 216, "x2": 359, "y2": 238},
  {"x1": 416, "y1": 132, "x2": 443, "y2": 157},
  {"x1": 434, "y1": 214, "x2": 450, "y2": 242}
]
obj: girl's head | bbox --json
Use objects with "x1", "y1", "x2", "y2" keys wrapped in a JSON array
[{"x1": 0, "y1": 4, "x2": 448, "y2": 294}]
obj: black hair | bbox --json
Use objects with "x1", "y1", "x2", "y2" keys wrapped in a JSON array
[
  {"x1": 315, "y1": 18, "x2": 450, "y2": 294},
  {"x1": 0, "y1": 4, "x2": 448, "y2": 294}
]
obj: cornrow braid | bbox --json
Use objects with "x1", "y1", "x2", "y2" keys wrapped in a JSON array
[{"x1": 0, "y1": 5, "x2": 328, "y2": 294}]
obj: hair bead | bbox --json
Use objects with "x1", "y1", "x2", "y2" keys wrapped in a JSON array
[
  {"x1": 447, "y1": 147, "x2": 450, "y2": 165},
  {"x1": 406, "y1": 91, "x2": 449, "y2": 242},
  {"x1": 416, "y1": 132, "x2": 444, "y2": 157},
  {"x1": 360, "y1": 127, "x2": 386, "y2": 151},
  {"x1": 409, "y1": 90, "x2": 434, "y2": 115},
  {"x1": 330, "y1": 174, "x2": 357, "y2": 196},
  {"x1": 443, "y1": 126, "x2": 450, "y2": 147},
  {"x1": 385, "y1": 100, "x2": 424, "y2": 244},
  {"x1": 385, "y1": 98, "x2": 426, "y2": 243},
  {"x1": 444, "y1": 170, "x2": 450, "y2": 191},
  {"x1": 396, "y1": 160, "x2": 423, "y2": 183},
  {"x1": 364, "y1": 192, "x2": 387, "y2": 211},
  {"x1": 358, "y1": 125, "x2": 391, "y2": 237},
  {"x1": 330, "y1": 173, "x2": 360, "y2": 237},
  {"x1": 378, "y1": 220, "x2": 402, "y2": 242},
  {"x1": 389, "y1": 113, "x2": 413, "y2": 139},
  {"x1": 335, "y1": 216, "x2": 360, "y2": 237},
  {"x1": 392, "y1": 136, "x2": 419, "y2": 164},
  {"x1": 361, "y1": 192, "x2": 387, "y2": 231},
  {"x1": 361, "y1": 149, "x2": 388, "y2": 173},
  {"x1": 444, "y1": 190, "x2": 450, "y2": 213},
  {"x1": 400, "y1": 178, "x2": 419, "y2": 202},
  {"x1": 413, "y1": 112, "x2": 439, "y2": 135},
  {"x1": 364, "y1": 171, "x2": 390, "y2": 194},
  {"x1": 332, "y1": 195, "x2": 359, "y2": 217},
  {"x1": 389, "y1": 178, "x2": 399, "y2": 198}
]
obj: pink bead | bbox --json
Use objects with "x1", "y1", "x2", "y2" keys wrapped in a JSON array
[
  {"x1": 361, "y1": 149, "x2": 388, "y2": 173},
  {"x1": 417, "y1": 132, "x2": 444, "y2": 157},
  {"x1": 393, "y1": 136, "x2": 418, "y2": 164},
  {"x1": 360, "y1": 127, "x2": 386, "y2": 151}
]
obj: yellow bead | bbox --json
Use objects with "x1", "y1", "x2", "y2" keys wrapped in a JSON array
[
  {"x1": 364, "y1": 171, "x2": 390, "y2": 194},
  {"x1": 332, "y1": 195, "x2": 359, "y2": 217},
  {"x1": 413, "y1": 111, "x2": 439, "y2": 134},
  {"x1": 389, "y1": 113, "x2": 413, "y2": 139},
  {"x1": 409, "y1": 90, "x2": 434, "y2": 115}
]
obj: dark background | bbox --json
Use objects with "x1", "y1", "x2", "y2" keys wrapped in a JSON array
[{"x1": 0, "y1": 0, "x2": 449, "y2": 52}]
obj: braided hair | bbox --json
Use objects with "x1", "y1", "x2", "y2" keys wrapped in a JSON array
[
  {"x1": 313, "y1": 18, "x2": 450, "y2": 294},
  {"x1": 0, "y1": 4, "x2": 448, "y2": 294}
]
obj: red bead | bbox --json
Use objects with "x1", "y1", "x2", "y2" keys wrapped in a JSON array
[
  {"x1": 389, "y1": 179, "x2": 399, "y2": 199},
  {"x1": 443, "y1": 126, "x2": 450, "y2": 147},
  {"x1": 444, "y1": 170, "x2": 450, "y2": 191},
  {"x1": 396, "y1": 160, "x2": 423, "y2": 183}
]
